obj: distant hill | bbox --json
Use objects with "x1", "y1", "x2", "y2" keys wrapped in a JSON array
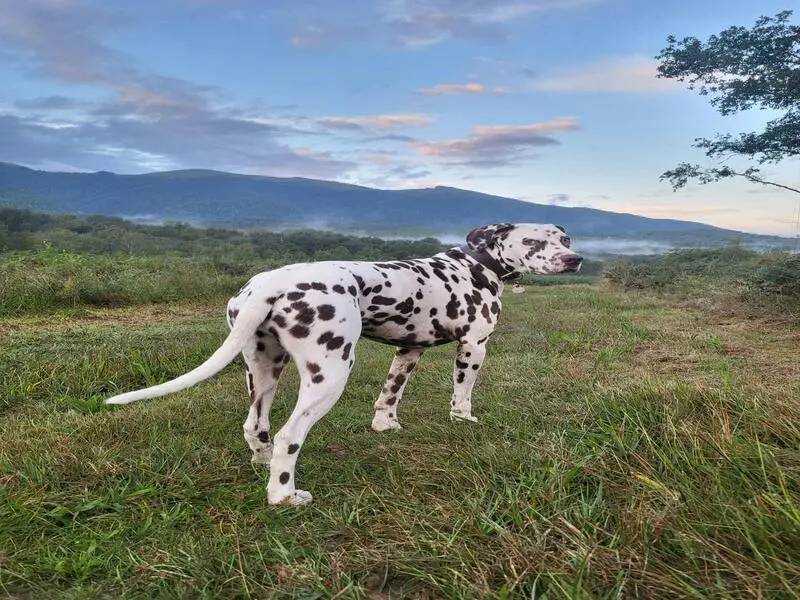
[{"x1": 0, "y1": 162, "x2": 791, "y2": 251}]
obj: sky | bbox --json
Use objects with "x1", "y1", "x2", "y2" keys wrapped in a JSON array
[{"x1": 0, "y1": 0, "x2": 798, "y2": 236}]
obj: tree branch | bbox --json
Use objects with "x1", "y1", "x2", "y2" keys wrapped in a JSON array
[
  {"x1": 660, "y1": 162, "x2": 800, "y2": 195},
  {"x1": 738, "y1": 171, "x2": 800, "y2": 194}
]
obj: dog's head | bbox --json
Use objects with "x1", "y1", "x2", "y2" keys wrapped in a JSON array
[{"x1": 465, "y1": 223, "x2": 583, "y2": 276}]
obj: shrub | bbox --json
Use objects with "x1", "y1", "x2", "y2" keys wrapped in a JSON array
[
  {"x1": 604, "y1": 246, "x2": 800, "y2": 319},
  {"x1": 741, "y1": 253, "x2": 800, "y2": 306}
]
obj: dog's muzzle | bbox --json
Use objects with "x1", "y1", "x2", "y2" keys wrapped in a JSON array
[{"x1": 561, "y1": 254, "x2": 583, "y2": 272}]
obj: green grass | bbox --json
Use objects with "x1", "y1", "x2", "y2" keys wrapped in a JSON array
[{"x1": 2, "y1": 286, "x2": 799, "y2": 599}]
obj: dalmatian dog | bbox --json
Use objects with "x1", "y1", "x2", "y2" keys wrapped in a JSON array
[{"x1": 106, "y1": 223, "x2": 582, "y2": 506}]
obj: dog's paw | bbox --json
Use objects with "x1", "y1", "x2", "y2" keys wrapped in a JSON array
[
  {"x1": 450, "y1": 412, "x2": 479, "y2": 423},
  {"x1": 371, "y1": 413, "x2": 403, "y2": 432},
  {"x1": 271, "y1": 490, "x2": 313, "y2": 507},
  {"x1": 289, "y1": 490, "x2": 313, "y2": 506},
  {"x1": 371, "y1": 419, "x2": 403, "y2": 433}
]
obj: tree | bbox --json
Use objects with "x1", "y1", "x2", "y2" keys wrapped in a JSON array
[{"x1": 656, "y1": 10, "x2": 800, "y2": 195}]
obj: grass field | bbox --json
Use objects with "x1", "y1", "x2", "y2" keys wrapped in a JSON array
[{"x1": 1, "y1": 284, "x2": 799, "y2": 599}]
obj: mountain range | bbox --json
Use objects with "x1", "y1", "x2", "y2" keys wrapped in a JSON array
[{"x1": 0, "y1": 162, "x2": 791, "y2": 252}]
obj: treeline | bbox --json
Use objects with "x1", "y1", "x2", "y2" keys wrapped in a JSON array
[
  {"x1": 0, "y1": 207, "x2": 604, "y2": 275},
  {"x1": 0, "y1": 207, "x2": 448, "y2": 264},
  {"x1": 0, "y1": 207, "x2": 601, "y2": 316}
]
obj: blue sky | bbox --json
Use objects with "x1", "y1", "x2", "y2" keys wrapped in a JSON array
[{"x1": 1, "y1": 0, "x2": 798, "y2": 235}]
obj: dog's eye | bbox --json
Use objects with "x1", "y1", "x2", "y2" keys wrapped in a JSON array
[{"x1": 560, "y1": 235, "x2": 571, "y2": 248}]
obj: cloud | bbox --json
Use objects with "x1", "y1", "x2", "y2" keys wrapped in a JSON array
[
  {"x1": 0, "y1": 0, "x2": 214, "y2": 106},
  {"x1": 413, "y1": 117, "x2": 579, "y2": 167},
  {"x1": 0, "y1": 1, "x2": 356, "y2": 178},
  {"x1": 366, "y1": 133, "x2": 420, "y2": 143},
  {"x1": 382, "y1": 0, "x2": 600, "y2": 46},
  {"x1": 0, "y1": 110, "x2": 356, "y2": 178},
  {"x1": 474, "y1": 56, "x2": 536, "y2": 79},
  {"x1": 532, "y1": 55, "x2": 683, "y2": 93},
  {"x1": 273, "y1": 0, "x2": 601, "y2": 48},
  {"x1": 610, "y1": 203, "x2": 740, "y2": 218},
  {"x1": 547, "y1": 193, "x2": 571, "y2": 205},
  {"x1": 290, "y1": 26, "x2": 327, "y2": 47},
  {"x1": 13, "y1": 95, "x2": 83, "y2": 111},
  {"x1": 415, "y1": 83, "x2": 509, "y2": 96},
  {"x1": 318, "y1": 114, "x2": 431, "y2": 130}
]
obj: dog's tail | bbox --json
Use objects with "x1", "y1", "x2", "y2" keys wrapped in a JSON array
[{"x1": 105, "y1": 276, "x2": 279, "y2": 405}]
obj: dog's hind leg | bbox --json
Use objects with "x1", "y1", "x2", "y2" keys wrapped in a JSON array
[
  {"x1": 264, "y1": 298, "x2": 361, "y2": 506},
  {"x1": 266, "y1": 353, "x2": 354, "y2": 506},
  {"x1": 242, "y1": 328, "x2": 290, "y2": 464},
  {"x1": 371, "y1": 347, "x2": 425, "y2": 432}
]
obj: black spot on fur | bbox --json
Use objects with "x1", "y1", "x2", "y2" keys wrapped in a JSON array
[
  {"x1": 279, "y1": 472, "x2": 290, "y2": 484},
  {"x1": 296, "y1": 283, "x2": 311, "y2": 291},
  {"x1": 523, "y1": 239, "x2": 548, "y2": 254},
  {"x1": 446, "y1": 294, "x2": 460, "y2": 320},
  {"x1": 257, "y1": 342, "x2": 266, "y2": 352},
  {"x1": 257, "y1": 431, "x2": 270, "y2": 443},
  {"x1": 457, "y1": 372, "x2": 466, "y2": 384},
  {"x1": 433, "y1": 268, "x2": 449, "y2": 284},
  {"x1": 317, "y1": 304, "x2": 336, "y2": 320},
  {"x1": 306, "y1": 362, "x2": 321, "y2": 374},
  {"x1": 326, "y1": 336, "x2": 345, "y2": 350},
  {"x1": 342, "y1": 342, "x2": 352, "y2": 360},
  {"x1": 296, "y1": 306, "x2": 316, "y2": 325},
  {"x1": 290, "y1": 324, "x2": 310, "y2": 338},
  {"x1": 396, "y1": 298, "x2": 414, "y2": 314},
  {"x1": 273, "y1": 314, "x2": 287, "y2": 328},
  {"x1": 287, "y1": 291, "x2": 305, "y2": 301},
  {"x1": 311, "y1": 282, "x2": 327, "y2": 292},
  {"x1": 288, "y1": 443, "x2": 299, "y2": 454},
  {"x1": 333, "y1": 284, "x2": 346, "y2": 294},
  {"x1": 312, "y1": 374, "x2": 325, "y2": 384}
]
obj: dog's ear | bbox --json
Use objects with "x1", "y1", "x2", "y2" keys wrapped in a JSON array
[
  {"x1": 466, "y1": 223, "x2": 515, "y2": 251},
  {"x1": 555, "y1": 224, "x2": 567, "y2": 233}
]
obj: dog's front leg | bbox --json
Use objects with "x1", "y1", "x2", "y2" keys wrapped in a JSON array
[
  {"x1": 449, "y1": 340, "x2": 487, "y2": 423},
  {"x1": 372, "y1": 347, "x2": 425, "y2": 432}
]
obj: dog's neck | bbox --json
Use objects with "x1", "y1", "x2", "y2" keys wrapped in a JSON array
[{"x1": 459, "y1": 244, "x2": 520, "y2": 282}]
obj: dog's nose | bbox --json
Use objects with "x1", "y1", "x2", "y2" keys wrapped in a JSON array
[{"x1": 563, "y1": 254, "x2": 583, "y2": 269}]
